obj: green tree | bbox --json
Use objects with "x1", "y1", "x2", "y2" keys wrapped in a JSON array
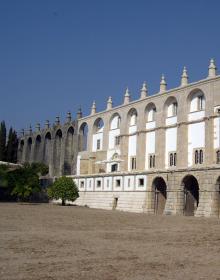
[
  {"x1": 47, "y1": 176, "x2": 79, "y2": 206},
  {"x1": 0, "y1": 121, "x2": 6, "y2": 161},
  {"x1": 8, "y1": 162, "x2": 49, "y2": 201}
]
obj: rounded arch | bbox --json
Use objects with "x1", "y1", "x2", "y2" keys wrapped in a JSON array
[
  {"x1": 54, "y1": 129, "x2": 63, "y2": 176},
  {"x1": 79, "y1": 122, "x2": 88, "y2": 151},
  {"x1": 164, "y1": 96, "x2": 178, "y2": 118},
  {"x1": 110, "y1": 113, "x2": 121, "y2": 130},
  {"x1": 64, "y1": 126, "x2": 75, "y2": 175},
  {"x1": 214, "y1": 176, "x2": 220, "y2": 217},
  {"x1": 127, "y1": 108, "x2": 138, "y2": 126},
  {"x1": 93, "y1": 117, "x2": 104, "y2": 133},
  {"x1": 152, "y1": 176, "x2": 167, "y2": 215},
  {"x1": 67, "y1": 126, "x2": 74, "y2": 135},
  {"x1": 45, "y1": 131, "x2": 51, "y2": 140},
  {"x1": 187, "y1": 88, "x2": 206, "y2": 113},
  {"x1": 145, "y1": 102, "x2": 156, "y2": 122},
  {"x1": 36, "y1": 135, "x2": 41, "y2": 142},
  {"x1": 25, "y1": 137, "x2": 32, "y2": 162},
  {"x1": 43, "y1": 132, "x2": 51, "y2": 167},
  {"x1": 55, "y1": 129, "x2": 62, "y2": 138},
  {"x1": 34, "y1": 135, "x2": 41, "y2": 162},
  {"x1": 18, "y1": 139, "x2": 24, "y2": 162},
  {"x1": 181, "y1": 174, "x2": 199, "y2": 216}
]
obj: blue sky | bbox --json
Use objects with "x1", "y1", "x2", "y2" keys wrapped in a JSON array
[{"x1": 0, "y1": 0, "x2": 220, "y2": 132}]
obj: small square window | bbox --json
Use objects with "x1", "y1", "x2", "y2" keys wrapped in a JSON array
[
  {"x1": 116, "y1": 179, "x2": 121, "y2": 187},
  {"x1": 97, "y1": 180, "x2": 101, "y2": 187},
  {"x1": 80, "y1": 181, "x2": 84, "y2": 188},
  {"x1": 139, "y1": 178, "x2": 144, "y2": 186}
]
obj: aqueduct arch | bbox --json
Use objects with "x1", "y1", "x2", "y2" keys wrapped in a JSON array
[
  {"x1": 53, "y1": 129, "x2": 62, "y2": 176},
  {"x1": 64, "y1": 126, "x2": 75, "y2": 175}
]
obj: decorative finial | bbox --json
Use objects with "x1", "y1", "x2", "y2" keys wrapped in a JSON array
[
  {"x1": 29, "y1": 125, "x2": 32, "y2": 134},
  {"x1": 66, "y1": 111, "x2": 71, "y2": 123},
  {"x1": 21, "y1": 129, "x2": 25, "y2": 137},
  {"x1": 45, "y1": 120, "x2": 50, "y2": 129},
  {"x1": 159, "y1": 74, "x2": 167, "y2": 93},
  {"x1": 91, "y1": 101, "x2": 96, "y2": 115},
  {"x1": 181, "y1": 66, "x2": 188, "y2": 86},
  {"x1": 124, "y1": 87, "x2": 130, "y2": 104},
  {"x1": 36, "y1": 123, "x2": 41, "y2": 132},
  {"x1": 140, "y1": 81, "x2": 148, "y2": 99},
  {"x1": 107, "y1": 96, "x2": 113, "y2": 110},
  {"x1": 208, "y1": 58, "x2": 217, "y2": 78},
  {"x1": 77, "y1": 107, "x2": 82, "y2": 119},
  {"x1": 55, "y1": 116, "x2": 60, "y2": 126}
]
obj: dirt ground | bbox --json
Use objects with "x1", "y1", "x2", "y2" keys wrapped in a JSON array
[{"x1": 0, "y1": 203, "x2": 220, "y2": 280}]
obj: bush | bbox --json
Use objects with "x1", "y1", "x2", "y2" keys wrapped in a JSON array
[{"x1": 47, "y1": 176, "x2": 79, "y2": 206}]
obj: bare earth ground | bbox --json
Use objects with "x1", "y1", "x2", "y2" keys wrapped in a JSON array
[{"x1": 0, "y1": 204, "x2": 220, "y2": 280}]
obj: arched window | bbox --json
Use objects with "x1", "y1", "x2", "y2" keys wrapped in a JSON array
[
  {"x1": 188, "y1": 90, "x2": 205, "y2": 112},
  {"x1": 128, "y1": 108, "x2": 138, "y2": 127},
  {"x1": 169, "y1": 153, "x2": 173, "y2": 166},
  {"x1": 145, "y1": 103, "x2": 156, "y2": 122},
  {"x1": 199, "y1": 150, "x2": 203, "y2": 164},
  {"x1": 195, "y1": 150, "x2": 199, "y2": 164},
  {"x1": 110, "y1": 114, "x2": 121, "y2": 130},
  {"x1": 165, "y1": 97, "x2": 178, "y2": 118}
]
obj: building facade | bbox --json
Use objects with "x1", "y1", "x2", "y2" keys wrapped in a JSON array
[{"x1": 18, "y1": 59, "x2": 220, "y2": 217}]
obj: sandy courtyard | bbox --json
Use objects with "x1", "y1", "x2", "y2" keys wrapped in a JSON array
[{"x1": 0, "y1": 203, "x2": 220, "y2": 280}]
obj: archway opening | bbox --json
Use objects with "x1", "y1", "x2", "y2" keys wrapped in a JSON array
[
  {"x1": 182, "y1": 175, "x2": 199, "y2": 216},
  {"x1": 54, "y1": 129, "x2": 62, "y2": 176},
  {"x1": 79, "y1": 123, "x2": 88, "y2": 151},
  {"x1": 34, "y1": 135, "x2": 41, "y2": 162},
  {"x1": 215, "y1": 177, "x2": 220, "y2": 217},
  {"x1": 43, "y1": 132, "x2": 51, "y2": 165},
  {"x1": 18, "y1": 140, "x2": 24, "y2": 162},
  {"x1": 26, "y1": 137, "x2": 32, "y2": 162},
  {"x1": 152, "y1": 177, "x2": 167, "y2": 215},
  {"x1": 64, "y1": 127, "x2": 74, "y2": 175}
]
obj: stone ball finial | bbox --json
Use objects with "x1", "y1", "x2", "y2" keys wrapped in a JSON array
[
  {"x1": 208, "y1": 58, "x2": 217, "y2": 78},
  {"x1": 91, "y1": 101, "x2": 96, "y2": 115},
  {"x1": 21, "y1": 129, "x2": 25, "y2": 136},
  {"x1": 77, "y1": 107, "x2": 82, "y2": 119},
  {"x1": 140, "y1": 81, "x2": 148, "y2": 99},
  {"x1": 159, "y1": 74, "x2": 167, "y2": 93},
  {"x1": 107, "y1": 96, "x2": 113, "y2": 110},
  {"x1": 29, "y1": 125, "x2": 32, "y2": 134},
  {"x1": 181, "y1": 66, "x2": 188, "y2": 86},
  {"x1": 36, "y1": 123, "x2": 41, "y2": 132},
  {"x1": 124, "y1": 87, "x2": 130, "y2": 104},
  {"x1": 66, "y1": 111, "x2": 72, "y2": 123},
  {"x1": 45, "y1": 120, "x2": 50, "y2": 129},
  {"x1": 55, "y1": 116, "x2": 60, "y2": 126}
]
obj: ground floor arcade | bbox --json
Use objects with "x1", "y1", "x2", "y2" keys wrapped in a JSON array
[{"x1": 72, "y1": 167, "x2": 220, "y2": 217}]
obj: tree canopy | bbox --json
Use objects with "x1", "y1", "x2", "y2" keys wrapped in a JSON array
[
  {"x1": 47, "y1": 176, "x2": 79, "y2": 206},
  {"x1": 5, "y1": 162, "x2": 49, "y2": 201}
]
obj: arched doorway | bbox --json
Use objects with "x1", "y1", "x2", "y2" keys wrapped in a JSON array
[
  {"x1": 152, "y1": 177, "x2": 167, "y2": 215},
  {"x1": 182, "y1": 175, "x2": 199, "y2": 216},
  {"x1": 215, "y1": 177, "x2": 220, "y2": 217}
]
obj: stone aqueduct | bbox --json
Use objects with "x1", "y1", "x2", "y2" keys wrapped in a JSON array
[{"x1": 18, "y1": 60, "x2": 220, "y2": 217}]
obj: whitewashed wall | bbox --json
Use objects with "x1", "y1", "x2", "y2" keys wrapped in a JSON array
[
  {"x1": 165, "y1": 127, "x2": 177, "y2": 168},
  {"x1": 188, "y1": 121, "x2": 205, "y2": 166}
]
